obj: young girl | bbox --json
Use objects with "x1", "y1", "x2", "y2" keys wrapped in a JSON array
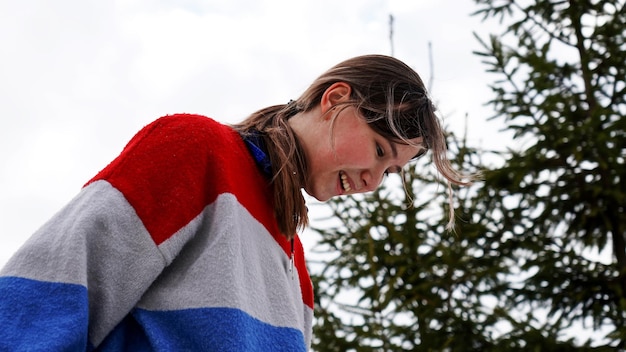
[{"x1": 0, "y1": 55, "x2": 469, "y2": 351}]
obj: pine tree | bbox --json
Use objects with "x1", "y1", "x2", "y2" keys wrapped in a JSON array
[
  {"x1": 471, "y1": 0, "x2": 625, "y2": 348},
  {"x1": 310, "y1": 0, "x2": 625, "y2": 350}
]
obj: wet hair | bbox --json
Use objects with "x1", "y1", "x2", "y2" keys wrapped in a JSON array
[{"x1": 234, "y1": 54, "x2": 471, "y2": 238}]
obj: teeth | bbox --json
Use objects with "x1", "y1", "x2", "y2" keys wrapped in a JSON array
[{"x1": 340, "y1": 172, "x2": 352, "y2": 192}]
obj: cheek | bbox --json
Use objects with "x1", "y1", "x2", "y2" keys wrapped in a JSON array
[{"x1": 333, "y1": 142, "x2": 370, "y2": 166}]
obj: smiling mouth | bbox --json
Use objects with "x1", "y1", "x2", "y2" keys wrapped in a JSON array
[{"x1": 340, "y1": 171, "x2": 352, "y2": 192}]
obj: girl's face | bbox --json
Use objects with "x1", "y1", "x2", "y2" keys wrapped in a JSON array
[{"x1": 302, "y1": 106, "x2": 423, "y2": 202}]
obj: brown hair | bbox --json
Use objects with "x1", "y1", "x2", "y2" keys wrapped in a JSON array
[{"x1": 234, "y1": 54, "x2": 471, "y2": 238}]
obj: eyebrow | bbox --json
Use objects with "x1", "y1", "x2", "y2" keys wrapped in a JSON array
[
  {"x1": 387, "y1": 139, "x2": 398, "y2": 159},
  {"x1": 388, "y1": 140, "x2": 398, "y2": 159},
  {"x1": 387, "y1": 140, "x2": 403, "y2": 174}
]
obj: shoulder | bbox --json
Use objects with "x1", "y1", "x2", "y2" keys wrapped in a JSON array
[
  {"x1": 150, "y1": 114, "x2": 233, "y2": 137},
  {"x1": 155, "y1": 113, "x2": 223, "y2": 127},
  {"x1": 88, "y1": 113, "x2": 249, "y2": 186},
  {"x1": 128, "y1": 114, "x2": 241, "y2": 151}
]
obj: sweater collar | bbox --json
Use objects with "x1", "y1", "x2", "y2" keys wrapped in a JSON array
[{"x1": 242, "y1": 132, "x2": 272, "y2": 178}]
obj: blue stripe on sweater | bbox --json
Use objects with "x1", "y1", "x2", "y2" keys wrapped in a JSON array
[
  {"x1": 0, "y1": 276, "x2": 89, "y2": 351},
  {"x1": 99, "y1": 307, "x2": 307, "y2": 351},
  {"x1": 0, "y1": 278, "x2": 306, "y2": 351}
]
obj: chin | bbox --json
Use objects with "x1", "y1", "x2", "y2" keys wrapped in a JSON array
[
  {"x1": 312, "y1": 194, "x2": 331, "y2": 202},
  {"x1": 304, "y1": 188, "x2": 332, "y2": 202}
]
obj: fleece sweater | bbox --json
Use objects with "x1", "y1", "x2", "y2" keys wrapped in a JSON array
[{"x1": 0, "y1": 114, "x2": 314, "y2": 351}]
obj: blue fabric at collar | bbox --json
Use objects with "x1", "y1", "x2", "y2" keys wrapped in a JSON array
[{"x1": 242, "y1": 133, "x2": 272, "y2": 177}]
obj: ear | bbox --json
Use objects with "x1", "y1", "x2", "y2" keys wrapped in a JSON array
[{"x1": 320, "y1": 82, "x2": 352, "y2": 116}]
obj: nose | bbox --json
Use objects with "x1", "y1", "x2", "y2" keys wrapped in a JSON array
[{"x1": 360, "y1": 168, "x2": 385, "y2": 193}]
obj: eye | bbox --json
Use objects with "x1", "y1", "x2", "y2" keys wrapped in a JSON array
[{"x1": 376, "y1": 143, "x2": 385, "y2": 157}]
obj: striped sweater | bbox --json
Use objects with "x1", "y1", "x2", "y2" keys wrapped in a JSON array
[{"x1": 0, "y1": 114, "x2": 314, "y2": 351}]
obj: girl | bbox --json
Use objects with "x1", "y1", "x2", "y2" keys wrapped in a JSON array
[{"x1": 0, "y1": 55, "x2": 469, "y2": 351}]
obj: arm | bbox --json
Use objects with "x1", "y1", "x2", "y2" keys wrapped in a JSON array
[{"x1": 0, "y1": 114, "x2": 222, "y2": 350}]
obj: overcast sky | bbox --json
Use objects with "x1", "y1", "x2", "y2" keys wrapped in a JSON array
[{"x1": 0, "y1": 0, "x2": 504, "y2": 266}]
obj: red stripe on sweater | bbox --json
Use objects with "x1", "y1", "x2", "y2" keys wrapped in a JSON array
[
  {"x1": 86, "y1": 114, "x2": 273, "y2": 245},
  {"x1": 86, "y1": 114, "x2": 313, "y2": 308}
]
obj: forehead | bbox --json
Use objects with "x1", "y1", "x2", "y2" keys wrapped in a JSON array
[{"x1": 341, "y1": 106, "x2": 424, "y2": 149}]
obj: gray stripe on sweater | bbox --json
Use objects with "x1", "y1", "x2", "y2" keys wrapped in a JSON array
[
  {"x1": 1, "y1": 180, "x2": 167, "y2": 346},
  {"x1": 143, "y1": 193, "x2": 311, "y2": 332}
]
